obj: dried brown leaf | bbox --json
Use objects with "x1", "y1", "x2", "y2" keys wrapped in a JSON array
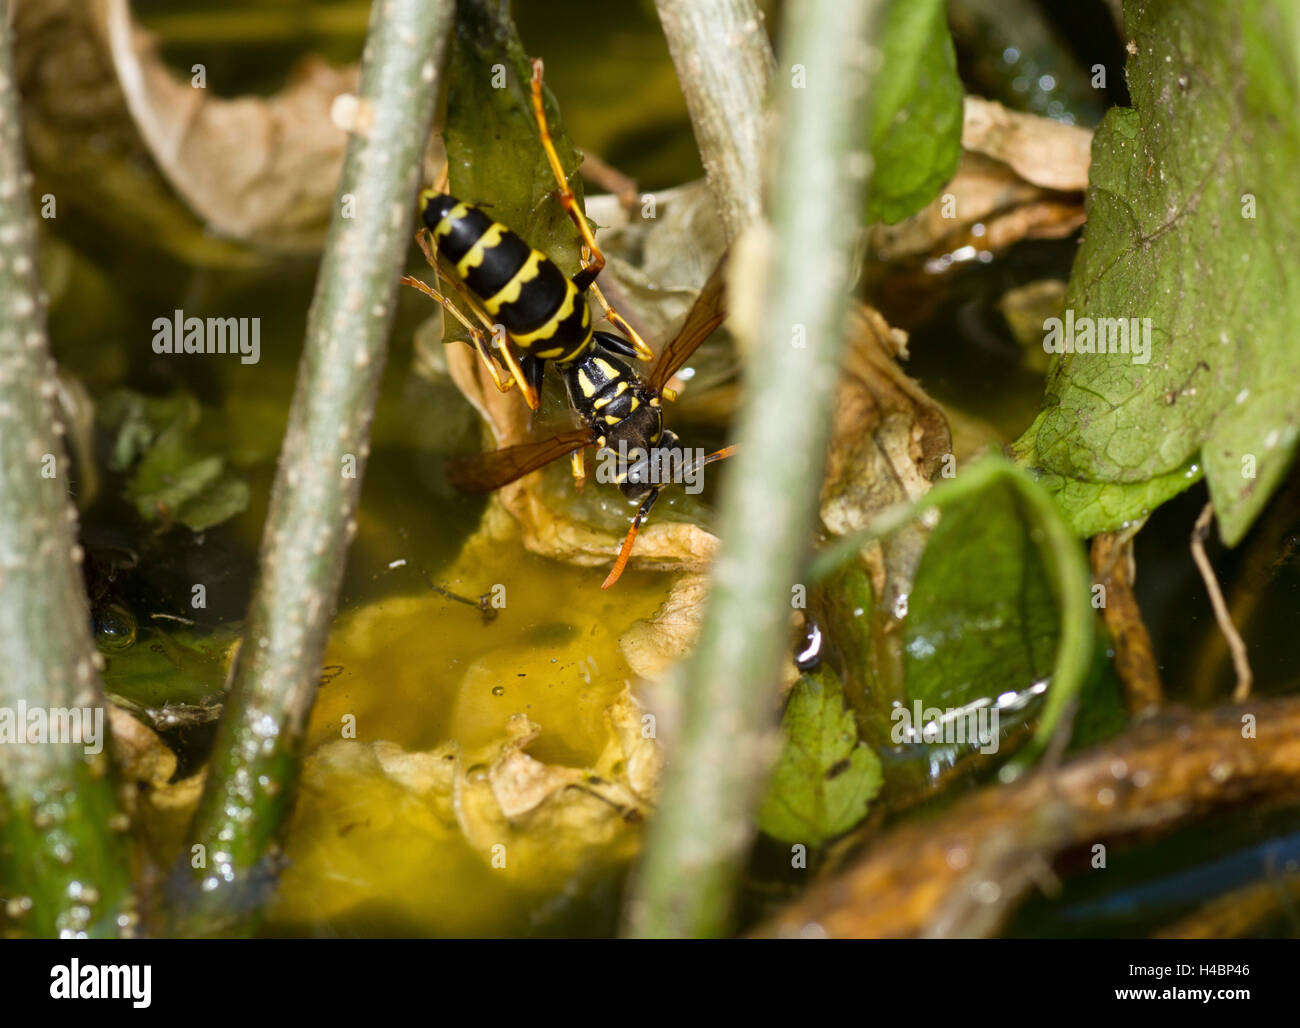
[
  {"x1": 961, "y1": 96, "x2": 1092, "y2": 192},
  {"x1": 95, "y1": 0, "x2": 357, "y2": 250},
  {"x1": 871, "y1": 98, "x2": 1091, "y2": 263},
  {"x1": 756, "y1": 697, "x2": 1300, "y2": 938},
  {"x1": 13, "y1": 0, "x2": 258, "y2": 266}
]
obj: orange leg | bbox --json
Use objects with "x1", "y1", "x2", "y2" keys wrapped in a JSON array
[
  {"x1": 570, "y1": 449, "x2": 587, "y2": 491},
  {"x1": 530, "y1": 59, "x2": 653, "y2": 363},
  {"x1": 406, "y1": 227, "x2": 540, "y2": 409},
  {"x1": 585, "y1": 257, "x2": 654, "y2": 360},
  {"x1": 400, "y1": 273, "x2": 514, "y2": 395}
]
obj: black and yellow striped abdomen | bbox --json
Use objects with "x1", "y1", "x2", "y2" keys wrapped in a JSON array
[{"x1": 420, "y1": 191, "x2": 592, "y2": 361}]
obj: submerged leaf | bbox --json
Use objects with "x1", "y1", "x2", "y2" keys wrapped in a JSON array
[
  {"x1": 758, "y1": 667, "x2": 883, "y2": 847},
  {"x1": 1013, "y1": 0, "x2": 1300, "y2": 544},
  {"x1": 903, "y1": 479, "x2": 1058, "y2": 714},
  {"x1": 270, "y1": 688, "x2": 657, "y2": 935},
  {"x1": 866, "y1": 0, "x2": 964, "y2": 224},
  {"x1": 99, "y1": 389, "x2": 250, "y2": 531}
]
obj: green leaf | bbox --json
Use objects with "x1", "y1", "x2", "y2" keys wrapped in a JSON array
[
  {"x1": 904, "y1": 479, "x2": 1058, "y2": 714},
  {"x1": 99, "y1": 389, "x2": 250, "y2": 532},
  {"x1": 1012, "y1": 0, "x2": 1300, "y2": 545},
  {"x1": 758, "y1": 667, "x2": 882, "y2": 847},
  {"x1": 1011, "y1": 412, "x2": 1203, "y2": 537},
  {"x1": 866, "y1": 0, "x2": 964, "y2": 224},
  {"x1": 443, "y1": 1, "x2": 585, "y2": 277},
  {"x1": 809, "y1": 457, "x2": 1095, "y2": 765}
]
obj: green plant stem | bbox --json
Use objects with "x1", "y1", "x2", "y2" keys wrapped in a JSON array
[
  {"x1": 623, "y1": 0, "x2": 884, "y2": 938},
  {"x1": 654, "y1": 0, "x2": 775, "y2": 243},
  {"x1": 166, "y1": 0, "x2": 454, "y2": 936},
  {"x1": 0, "y1": 15, "x2": 132, "y2": 937}
]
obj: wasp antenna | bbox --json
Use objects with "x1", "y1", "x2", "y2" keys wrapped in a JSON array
[
  {"x1": 696, "y1": 445, "x2": 737, "y2": 471},
  {"x1": 601, "y1": 489, "x2": 659, "y2": 589}
]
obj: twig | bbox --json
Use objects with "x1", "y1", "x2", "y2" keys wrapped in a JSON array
[
  {"x1": 579, "y1": 151, "x2": 639, "y2": 213},
  {"x1": 165, "y1": 0, "x2": 455, "y2": 936},
  {"x1": 1152, "y1": 874, "x2": 1300, "y2": 939},
  {"x1": 1191, "y1": 502, "x2": 1252, "y2": 702},
  {"x1": 653, "y1": 0, "x2": 775, "y2": 242},
  {"x1": 1189, "y1": 471, "x2": 1300, "y2": 701},
  {"x1": 754, "y1": 696, "x2": 1300, "y2": 938},
  {"x1": 1091, "y1": 529, "x2": 1163, "y2": 713},
  {"x1": 0, "y1": 14, "x2": 132, "y2": 938},
  {"x1": 623, "y1": 0, "x2": 884, "y2": 939}
]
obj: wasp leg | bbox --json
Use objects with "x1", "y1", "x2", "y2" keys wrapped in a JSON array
[
  {"x1": 412, "y1": 228, "x2": 540, "y2": 409},
  {"x1": 529, "y1": 60, "x2": 654, "y2": 362},
  {"x1": 493, "y1": 332, "x2": 541, "y2": 411},
  {"x1": 586, "y1": 269, "x2": 654, "y2": 361},
  {"x1": 413, "y1": 225, "x2": 442, "y2": 272},
  {"x1": 521, "y1": 354, "x2": 545, "y2": 398},
  {"x1": 591, "y1": 330, "x2": 640, "y2": 359},
  {"x1": 570, "y1": 449, "x2": 587, "y2": 491},
  {"x1": 400, "y1": 273, "x2": 515, "y2": 395},
  {"x1": 529, "y1": 61, "x2": 606, "y2": 282}
]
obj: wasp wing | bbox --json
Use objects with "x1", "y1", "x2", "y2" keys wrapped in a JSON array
[
  {"x1": 648, "y1": 255, "x2": 729, "y2": 396},
  {"x1": 446, "y1": 428, "x2": 595, "y2": 494}
]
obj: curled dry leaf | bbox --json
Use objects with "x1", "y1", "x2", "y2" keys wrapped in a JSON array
[
  {"x1": 961, "y1": 96, "x2": 1092, "y2": 192},
  {"x1": 819, "y1": 303, "x2": 952, "y2": 626},
  {"x1": 871, "y1": 153, "x2": 1085, "y2": 263},
  {"x1": 820, "y1": 304, "x2": 950, "y2": 533},
  {"x1": 619, "y1": 572, "x2": 712, "y2": 682},
  {"x1": 94, "y1": 0, "x2": 357, "y2": 250},
  {"x1": 12, "y1": 0, "x2": 256, "y2": 266},
  {"x1": 871, "y1": 97, "x2": 1090, "y2": 263},
  {"x1": 108, "y1": 705, "x2": 177, "y2": 789},
  {"x1": 619, "y1": 571, "x2": 800, "y2": 695}
]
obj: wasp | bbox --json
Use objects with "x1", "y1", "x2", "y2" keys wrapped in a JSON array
[
  {"x1": 402, "y1": 59, "x2": 654, "y2": 413},
  {"x1": 447, "y1": 256, "x2": 734, "y2": 589}
]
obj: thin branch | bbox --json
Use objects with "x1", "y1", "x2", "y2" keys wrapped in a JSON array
[
  {"x1": 0, "y1": 14, "x2": 133, "y2": 938},
  {"x1": 653, "y1": 0, "x2": 775, "y2": 243},
  {"x1": 165, "y1": 0, "x2": 455, "y2": 936},
  {"x1": 1091, "y1": 529, "x2": 1163, "y2": 714},
  {"x1": 623, "y1": 0, "x2": 884, "y2": 938},
  {"x1": 1191, "y1": 502, "x2": 1252, "y2": 702},
  {"x1": 755, "y1": 695, "x2": 1300, "y2": 938}
]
